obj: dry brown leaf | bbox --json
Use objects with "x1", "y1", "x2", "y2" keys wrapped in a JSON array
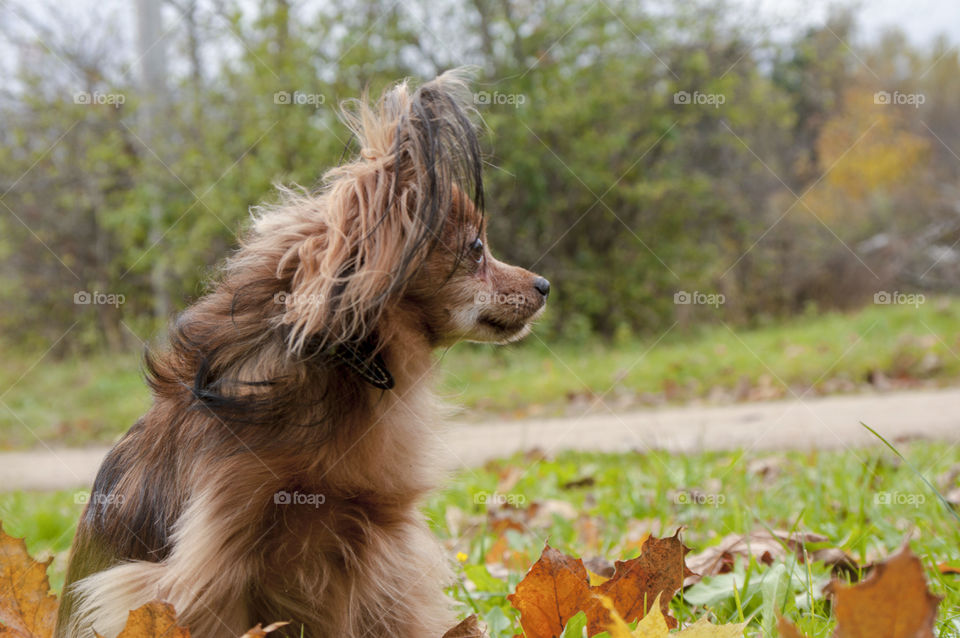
[
  {"x1": 113, "y1": 601, "x2": 190, "y2": 638},
  {"x1": 441, "y1": 614, "x2": 487, "y2": 638},
  {"x1": 585, "y1": 531, "x2": 693, "y2": 635},
  {"x1": 507, "y1": 532, "x2": 692, "y2": 638},
  {"x1": 684, "y1": 529, "x2": 855, "y2": 584},
  {"x1": 780, "y1": 544, "x2": 941, "y2": 638},
  {"x1": 0, "y1": 523, "x2": 58, "y2": 638},
  {"x1": 829, "y1": 544, "x2": 940, "y2": 638},
  {"x1": 238, "y1": 621, "x2": 290, "y2": 637}
]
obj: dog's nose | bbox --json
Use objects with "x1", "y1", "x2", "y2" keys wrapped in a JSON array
[{"x1": 533, "y1": 276, "x2": 550, "y2": 298}]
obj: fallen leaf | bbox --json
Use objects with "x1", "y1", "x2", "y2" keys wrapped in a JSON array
[
  {"x1": 0, "y1": 523, "x2": 58, "y2": 638},
  {"x1": 684, "y1": 529, "x2": 853, "y2": 584},
  {"x1": 780, "y1": 544, "x2": 940, "y2": 638},
  {"x1": 507, "y1": 545, "x2": 588, "y2": 638},
  {"x1": 585, "y1": 532, "x2": 693, "y2": 634},
  {"x1": 442, "y1": 614, "x2": 487, "y2": 638},
  {"x1": 114, "y1": 601, "x2": 190, "y2": 638},
  {"x1": 508, "y1": 532, "x2": 692, "y2": 638},
  {"x1": 829, "y1": 544, "x2": 940, "y2": 638},
  {"x1": 603, "y1": 592, "x2": 746, "y2": 638}
]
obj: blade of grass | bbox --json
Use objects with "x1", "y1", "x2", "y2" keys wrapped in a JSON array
[{"x1": 860, "y1": 422, "x2": 960, "y2": 526}]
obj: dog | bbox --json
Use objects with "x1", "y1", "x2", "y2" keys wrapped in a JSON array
[{"x1": 55, "y1": 69, "x2": 549, "y2": 638}]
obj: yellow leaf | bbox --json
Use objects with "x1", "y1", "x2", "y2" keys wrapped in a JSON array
[
  {"x1": 605, "y1": 592, "x2": 745, "y2": 638},
  {"x1": 625, "y1": 593, "x2": 670, "y2": 638},
  {"x1": 0, "y1": 523, "x2": 58, "y2": 638},
  {"x1": 587, "y1": 570, "x2": 610, "y2": 586},
  {"x1": 115, "y1": 601, "x2": 190, "y2": 637},
  {"x1": 598, "y1": 594, "x2": 633, "y2": 638}
]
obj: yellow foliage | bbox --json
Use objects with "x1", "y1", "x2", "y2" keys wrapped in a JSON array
[
  {"x1": 801, "y1": 86, "x2": 930, "y2": 220},
  {"x1": 602, "y1": 592, "x2": 747, "y2": 638}
]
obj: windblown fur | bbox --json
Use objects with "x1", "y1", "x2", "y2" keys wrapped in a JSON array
[{"x1": 56, "y1": 69, "x2": 548, "y2": 638}]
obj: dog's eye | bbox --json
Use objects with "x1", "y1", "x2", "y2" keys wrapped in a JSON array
[{"x1": 469, "y1": 238, "x2": 484, "y2": 263}]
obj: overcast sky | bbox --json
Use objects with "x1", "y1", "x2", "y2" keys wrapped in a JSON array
[
  {"x1": 2, "y1": 0, "x2": 957, "y2": 84},
  {"x1": 738, "y1": 0, "x2": 959, "y2": 48}
]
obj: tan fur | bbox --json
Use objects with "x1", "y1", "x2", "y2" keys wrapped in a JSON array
[{"x1": 56, "y1": 69, "x2": 548, "y2": 638}]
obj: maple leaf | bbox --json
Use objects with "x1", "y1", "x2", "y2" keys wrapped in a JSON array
[
  {"x1": 507, "y1": 531, "x2": 692, "y2": 638},
  {"x1": 779, "y1": 544, "x2": 941, "y2": 638},
  {"x1": 95, "y1": 601, "x2": 190, "y2": 638},
  {"x1": 0, "y1": 523, "x2": 58, "y2": 638}
]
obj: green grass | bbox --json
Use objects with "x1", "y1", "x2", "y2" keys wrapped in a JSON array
[
  {"x1": 0, "y1": 353, "x2": 149, "y2": 450},
  {"x1": 2, "y1": 442, "x2": 958, "y2": 635},
  {"x1": 3, "y1": 298, "x2": 960, "y2": 448},
  {"x1": 439, "y1": 297, "x2": 960, "y2": 416}
]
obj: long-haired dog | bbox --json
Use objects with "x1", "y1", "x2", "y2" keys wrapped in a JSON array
[{"x1": 55, "y1": 70, "x2": 548, "y2": 638}]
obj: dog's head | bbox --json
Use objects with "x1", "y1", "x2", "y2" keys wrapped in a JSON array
[{"x1": 269, "y1": 69, "x2": 548, "y2": 357}]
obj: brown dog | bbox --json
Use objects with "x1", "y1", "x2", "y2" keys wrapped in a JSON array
[{"x1": 55, "y1": 70, "x2": 548, "y2": 637}]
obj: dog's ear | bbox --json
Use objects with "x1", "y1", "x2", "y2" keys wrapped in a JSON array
[{"x1": 278, "y1": 68, "x2": 485, "y2": 356}]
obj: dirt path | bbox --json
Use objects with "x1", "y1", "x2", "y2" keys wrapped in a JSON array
[{"x1": 3, "y1": 388, "x2": 959, "y2": 491}]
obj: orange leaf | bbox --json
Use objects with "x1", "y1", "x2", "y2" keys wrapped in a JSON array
[
  {"x1": 507, "y1": 545, "x2": 590, "y2": 638},
  {"x1": 114, "y1": 601, "x2": 190, "y2": 638},
  {"x1": 0, "y1": 523, "x2": 58, "y2": 638},
  {"x1": 507, "y1": 532, "x2": 692, "y2": 638}
]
